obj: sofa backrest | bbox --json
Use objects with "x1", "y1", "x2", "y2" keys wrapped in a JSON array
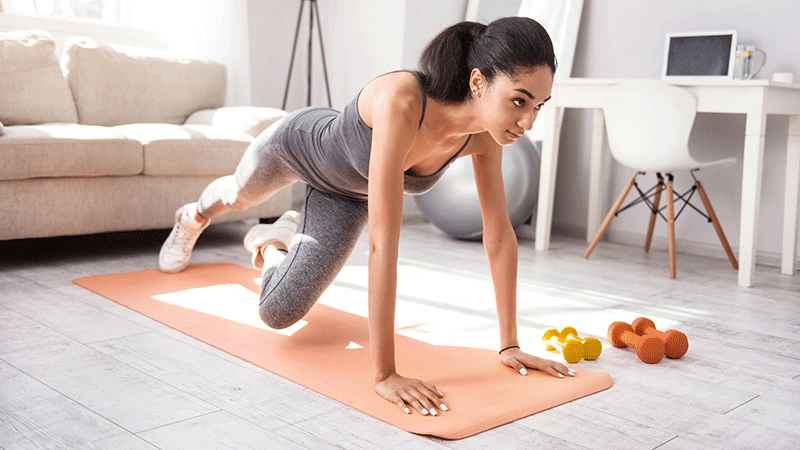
[
  {"x1": 0, "y1": 29, "x2": 79, "y2": 126},
  {"x1": 62, "y1": 37, "x2": 227, "y2": 126}
]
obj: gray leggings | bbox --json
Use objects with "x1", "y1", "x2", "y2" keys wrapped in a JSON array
[{"x1": 195, "y1": 119, "x2": 368, "y2": 329}]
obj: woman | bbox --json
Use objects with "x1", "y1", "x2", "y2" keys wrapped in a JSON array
[{"x1": 159, "y1": 16, "x2": 576, "y2": 417}]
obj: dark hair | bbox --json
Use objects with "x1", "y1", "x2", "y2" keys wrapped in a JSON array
[{"x1": 417, "y1": 17, "x2": 556, "y2": 103}]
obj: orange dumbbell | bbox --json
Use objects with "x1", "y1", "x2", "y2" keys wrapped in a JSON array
[
  {"x1": 607, "y1": 321, "x2": 665, "y2": 364},
  {"x1": 631, "y1": 317, "x2": 688, "y2": 359}
]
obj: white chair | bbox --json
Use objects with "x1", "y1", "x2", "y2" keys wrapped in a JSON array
[{"x1": 583, "y1": 83, "x2": 738, "y2": 278}]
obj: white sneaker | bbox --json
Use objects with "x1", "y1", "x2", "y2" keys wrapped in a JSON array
[
  {"x1": 159, "y1": 203, "x2": 210, "y2": 273},
  {"x1": 243, "y1": 211, "x2": 300, "y2": 269}
]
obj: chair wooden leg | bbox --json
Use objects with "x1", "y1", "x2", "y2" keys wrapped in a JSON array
[
  {"x1": 666, "y1": 176, "x2": 677, "y2": 278},
  {"x1": 584, "y1": 177, "x2": 637, "y2": 258},
  {"x1": 695, "y1": 180, "x2": 739, "y2": 270},
  {"x1": 644, "y1": 174, "x2": 664, "y2": 253}
]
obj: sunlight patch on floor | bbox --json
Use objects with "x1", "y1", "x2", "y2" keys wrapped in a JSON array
[
  {"x1": 152, "y1": 283, "x2": 307, "y2": 336},
  {"x1": 328, "y1": 260, "x2": 712, "y2": 354},
  {"x1": 149, "y1": 259, "x2": 707, "y2": 355}
]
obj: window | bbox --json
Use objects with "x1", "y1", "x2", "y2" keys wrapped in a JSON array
[{"x1": 1, "y1": 0, "x2": 120, "y2": 23}]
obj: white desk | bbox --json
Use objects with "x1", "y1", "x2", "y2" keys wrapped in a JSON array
[{"x1": 535, "y1": 78, "x2": 800, "y2": 287}]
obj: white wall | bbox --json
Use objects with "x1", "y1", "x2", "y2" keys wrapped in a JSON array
[
  {"x1": 247, "y1": 0, "x2": 465, "y2": 111},
  {"x1": 402, "y1": 0, "x2": 467, "y2": 69},
  {"x1": 248, "y1": 0, "x2": 405, "y2": 111},
  {"x1": 245, "y1": 0, "x2": 800, "y2": 267},
  {"x1": 558, "y1": 0, "x2": 800, "y2": 268},
  {"x1": 0, "y1": 12, "x2": 170, "y2": 56},
  {"x1": 0, "y1": 2, "x2": 252, "y2": 107}
]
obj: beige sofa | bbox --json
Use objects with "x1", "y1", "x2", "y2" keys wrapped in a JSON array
[{"x1": 0, "y1": 29, "x2": 292, "y2": 240}]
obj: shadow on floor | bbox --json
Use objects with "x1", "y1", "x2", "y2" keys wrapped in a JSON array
[{"x1": 0, "y1": 223, "x2": 248, "y2": 267}]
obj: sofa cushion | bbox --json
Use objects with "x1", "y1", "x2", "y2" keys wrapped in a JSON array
[
  {"x1": 113, "y1": 124, "x2": 252, "y2": 176},
  {"x1": 185, "y1": 107, "x2": 287, "y2": 138},
  {"x1": 0, "y1": 30, "x2": 79, "y2": 125},
  {"x1": 0, "y1": 176, "x2": 292, "y2": 240},
  {"x1": 62, "y1": 38, "x2": 227, "y2": 126},
  {"x1": 0, "y1": 124, "x2": 143, "y2": 181}
]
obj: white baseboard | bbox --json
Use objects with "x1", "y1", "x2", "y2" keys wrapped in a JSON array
[
  {"x1": 604, "y1": 229, "x2": 798, "y2": 270},
  {"x1": 550, "y1": 222, "x2": 798, "y2": 270}
]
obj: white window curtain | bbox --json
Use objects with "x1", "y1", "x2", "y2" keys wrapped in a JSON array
[{"x1": 120, "y1": 0, "x2": 251, "y2": 106}]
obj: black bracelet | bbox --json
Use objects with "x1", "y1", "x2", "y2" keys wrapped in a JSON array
[{"x1": 499, "y1": 345, "x2": 520, "y2": 355}]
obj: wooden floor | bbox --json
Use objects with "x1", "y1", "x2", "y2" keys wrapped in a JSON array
[{"x1": 2, "y1": 217, "x2": 799, "y2": 449}]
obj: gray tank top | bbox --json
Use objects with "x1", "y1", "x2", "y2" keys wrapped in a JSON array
[{"x1": 276, "y1": 71, "x2": 471, "y2": 202}]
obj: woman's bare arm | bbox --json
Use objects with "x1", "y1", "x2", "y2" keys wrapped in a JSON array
[
  {"x1": 363, "y1": 73, "x2": 446, "y2": 415},
  {"x1": 470, "y1": 132, "x2": 574, "y2": 379}
]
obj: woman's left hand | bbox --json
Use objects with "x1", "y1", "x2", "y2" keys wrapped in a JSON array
[{"x1": 500, "y1": 347, "x2": 576, "y2": 378}]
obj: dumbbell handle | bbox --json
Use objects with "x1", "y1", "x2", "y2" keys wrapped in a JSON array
[
  {"x1": 607, "y1": 322, "x2": 665, "y2": 364},
  {"x1": 547, "y1": 335, "x2": 565, "y2": 348},
  {"x1": 619, "y1": 330, "x2": 643, "y2": 348}
]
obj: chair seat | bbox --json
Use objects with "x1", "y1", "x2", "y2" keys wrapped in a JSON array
[{"x1": 628, "y1": 155, "x2": 736, "y2": 173}]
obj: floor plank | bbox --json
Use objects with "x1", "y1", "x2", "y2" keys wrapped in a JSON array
[
  {"x1": 0, "y1": 309, "x2": 219, "y2": 435},
  {"x1": 518, "y1": 401, "x2": 677, "y2": 450},
  {"x1": 136, "y1": 411, "x2": 305, "y2": 450},
  {"x1": 0, "y1": 360, "x2": 157, "y2": 450}
]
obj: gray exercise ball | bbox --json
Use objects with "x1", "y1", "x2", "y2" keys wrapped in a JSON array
[{"x1": 415, "y1": 136, "x2": 541, "y2": 240}]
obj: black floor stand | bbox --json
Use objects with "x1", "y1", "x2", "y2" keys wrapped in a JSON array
[{"x1": 282, "y1": 0, "x2": 332, "y2": 109}]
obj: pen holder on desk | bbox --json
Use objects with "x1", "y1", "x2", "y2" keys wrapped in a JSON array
[{"x1": 734, "y1": 45, "x2": 766, "y2": 80}]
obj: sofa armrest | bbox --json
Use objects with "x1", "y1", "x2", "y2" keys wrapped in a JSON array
[{"x1": 184, "y1": 106, "x2": 287, "y2": 138}]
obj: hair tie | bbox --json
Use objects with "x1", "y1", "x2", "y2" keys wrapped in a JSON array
[{"x1": 499, "y1": 345, "x2": 520, "y2": 355}]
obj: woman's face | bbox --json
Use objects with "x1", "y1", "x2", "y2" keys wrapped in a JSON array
[{"x1": 473, "y1": 67, "x2": 554, "y2": 146}]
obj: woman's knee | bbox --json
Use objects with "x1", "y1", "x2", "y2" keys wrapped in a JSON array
[{"x1": 258, "y1": 297, "x2": 308, "y2": 330}]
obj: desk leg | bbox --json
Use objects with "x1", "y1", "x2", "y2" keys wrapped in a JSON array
[
  {"x1": 587, "y1": 109, "x2": 606, "y2": 242},
  {"x1": 738, "y1": 110, "x2": 767, "y2": 287},
  {"x1": 781, "y1": 115, "x2": 800, "y2": 275},
  {"x1": 535, "y1": 105, "x2": 563, "y2": 251}
]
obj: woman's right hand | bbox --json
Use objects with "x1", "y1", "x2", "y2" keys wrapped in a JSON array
[{"x1": 375, "y1": 372, "x2": 448, "y2": 416}]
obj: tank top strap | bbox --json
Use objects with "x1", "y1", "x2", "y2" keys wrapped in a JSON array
[
  {"x1": 384, "y1": 70, "x2": 426, "y2": 129},
  {"x1": 406, "y1": 71, "x2": 427, "y2": 129}
]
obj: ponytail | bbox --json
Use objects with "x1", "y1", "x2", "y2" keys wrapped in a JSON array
[
  {"x1": 417, "y1": 17, "x2": 556, "y2": 103},
  {"x1": 417, "y1": 22, "x2": 487, "y2": 103}
]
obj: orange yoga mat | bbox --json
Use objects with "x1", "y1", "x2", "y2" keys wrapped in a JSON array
[{"x1": 74, "y1": 263, "x2": 612, "y2": 439}]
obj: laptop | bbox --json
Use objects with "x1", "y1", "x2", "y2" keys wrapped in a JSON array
[{"x1": 662, "y1": 30, "x2": 738, "y2": 80}]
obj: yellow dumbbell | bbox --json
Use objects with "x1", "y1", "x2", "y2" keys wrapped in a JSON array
[
  {"x1": 560, "y1": 327, "x2": 603, "y2": 361},
  {"x1": 542, "y1": 328, "x2": 584, "y2": 363}
]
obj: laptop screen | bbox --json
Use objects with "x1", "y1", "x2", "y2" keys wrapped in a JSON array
[{"x1": 663, "y1": 31, "x2": 736, "y2": 79}]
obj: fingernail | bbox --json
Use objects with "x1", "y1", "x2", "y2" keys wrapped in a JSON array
[
  {"x1": 557, "y1": 373, "x2": 564, "y2": 378},
  {"x1": 437, "y1": 389, "x2": 443, "y2": 396},
  {"x1": 404, "y1": 407, "x2": 411, "y2": 414},
  {"x1": 568, "y1": 369, "x2": 576, "y2": 376},
  {"x1": 421, "y1": 408, "x2": 429, "y2": 416},
  {"x1": 430, "y1": 408, "x2": 438, "y2": 416},
  {"x1": 520, "y1": 368, "x2": 528, "y2": 376},
  {"x1": 440, "y1": 404, "x2": 448, "y2": 412}
]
